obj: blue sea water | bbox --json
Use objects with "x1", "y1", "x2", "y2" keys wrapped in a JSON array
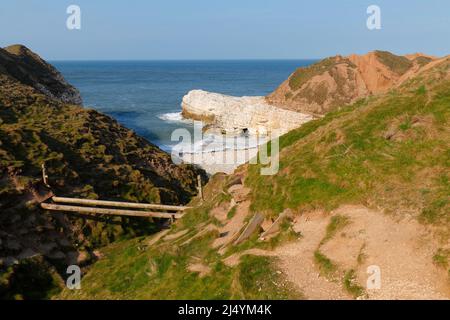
[{"x1": 53, "y1": 60, "x2": 315, "y2": 151}]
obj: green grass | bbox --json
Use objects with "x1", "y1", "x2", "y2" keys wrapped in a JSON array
[
  {"x1": 0, "y1": 64, "x2": 205, "y2": 299},
  {"x1": 433, "y1": 249, "x2": 449, "y2": 269},
  {"x1": 0, "y1": 256, "x2": 63, "y2": 300},
  {"x1": 321, "y1": 215, "x2": 350, "y2": 245},
  {"x1": 237, "y1": 255, "x2": 302, "y2": 299},
  {"x1": 227, "y1": 205, "x2": 237, "y2": 219},
  {"x1": 247, "y1": 64, "x2": 450, "y2": 231},
  {"x1": 57, "y1": 171, "x2": 303, "y2": 300},
  {"x1": 58, "y1": 230, "x2": 301, "y2": 299},
  {"x1": 0, "y1": 77, "x2": 204, "y2": 250},
  {"x1": 59, "y1": 233, "x2": 232, "y2": 299},
  {"x1": 314, "y1": 250, "x2": 337, "y2": 279}
]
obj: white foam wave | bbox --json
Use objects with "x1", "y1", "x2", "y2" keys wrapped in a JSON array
[
  {"x1": 157, "y1": 112, "x2": 192, "y2": 123},
  {"x1": 171, "y1": 133, "x2": 268, "y2": 154}
]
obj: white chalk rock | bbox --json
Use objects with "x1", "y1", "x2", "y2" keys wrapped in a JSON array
[{"x1": 182, "y1": 90, "x2": 313, "y2": 136}]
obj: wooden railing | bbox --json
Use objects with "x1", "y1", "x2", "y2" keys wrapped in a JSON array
[
  {"x1": 39, "y1": 164, "x2": 201, "y2": 220},
  {"x1": 41, "y1": 196, "x2": 190, "y2": 219},
  {"x1": 51, "y1": 197, "x2": 190, "y2": 212}
]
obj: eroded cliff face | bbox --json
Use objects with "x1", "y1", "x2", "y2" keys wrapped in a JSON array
[
  {"x1": 266, "y1": 51, "x2": 438, "y2": 115},
  {"x1": 181, "y1": 52, "x2": 438, "y2": 135},
  {"x1": 182, "y1": 90, "x2": 313, "y2": 136}
]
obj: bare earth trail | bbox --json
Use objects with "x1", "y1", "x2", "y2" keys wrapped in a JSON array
[
  {"x1": 275, "y1": 210, "x2": 351, "y2": 299},
  {"x1": 275, "y1": 206, "x2": 450, "y2": 299},
  {"x1": 219, "y1": 205, "x2": 450, "y2": 300}
]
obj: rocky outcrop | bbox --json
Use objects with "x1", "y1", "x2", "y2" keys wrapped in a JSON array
[
  {"x1": 0, "y1": 45, "x2": 82, "y2": 105},
  {"x1": 182, "y1": 90, "x2": 313, "y2": 136},
  {"x1": 182, "y1": 52, "x2": 437, "y2": 135},
  {"x1": 266, "y1": 51, "x2": 437, "y2": 115}
]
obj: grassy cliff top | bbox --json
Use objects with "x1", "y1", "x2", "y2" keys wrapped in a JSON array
[{"x1": 249, "y1": 57, "x2": 449, "y2": 227}]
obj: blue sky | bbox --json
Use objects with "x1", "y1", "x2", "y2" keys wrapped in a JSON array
[{"x1": 0, "y1": 0, "x2": 448, "y2": 60}]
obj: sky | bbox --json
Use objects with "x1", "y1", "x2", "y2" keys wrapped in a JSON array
[{"x1": 0, "y1": 0, "x2": 449, "y2": 60}]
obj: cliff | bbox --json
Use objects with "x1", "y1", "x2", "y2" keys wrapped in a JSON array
[
  {"x1": 181, "y1": 51, "x2": 437, "y2": 135},
  {"x1": 0, "y1": 45, "x2": 82, "y2": 105},
  {"x1": 182, "y1": 90, "x2": 313, "y2": 136}
]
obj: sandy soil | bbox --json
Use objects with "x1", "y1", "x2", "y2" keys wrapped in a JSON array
[
  {"x1": 212, "y1": 200, "x2": 251, "y2": 250},
  {"x1": 275, "y1": 206, "x2": 450, "y2": 300},
  {"x1": 275, "y1": 210, "x2": 351, "y2": 299},
  {"x1": 213, "y1": 205, "x2": 450, "y2": 300}
]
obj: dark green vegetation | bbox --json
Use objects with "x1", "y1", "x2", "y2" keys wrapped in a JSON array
[
  {"x1": 320, "y1": 215, "x2": 350, "y2": 245},
  {"x1": 0, "y1": 256, "x2": 62, "y2": 300},
  {"x1": 288, "y1": 57, "x2": 350, "y2": 91},
  {"x1": 433, "y1": 248, "x2": 449, "y2": 269},
  {"x1": 0, "y1": 45, "x2": 81, "y2": 104},
  {"x1": 0, "y1": 45, "x2": 205, "y2": 299},
  {"x1": 0, "y1": 75, "x2": 204, "y2": 205},
  {"x1": 248, "y1": 58, "x2": 450, "y2": 232},
  {"x1": 313, "y1": 250, "x2": 337, "y2": 279},
  {"x1": 414, "y1": 56, "x2": 434, "y2": 68},
  {"x1": 343, "y1": 269, "x2": 365, "y2": 298},
  {"x1": 227, "y1": 205, "x2": 237, "y2": 219}
]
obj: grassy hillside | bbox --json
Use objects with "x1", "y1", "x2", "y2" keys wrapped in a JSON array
[
  {"x1": 0, "y1": 47, "x2": 206, "y2": 299},
  {"x1": 59, "y1": 57, "x2": 449, "y2": 300},
  {"x1": 0, "y1": 45, "x2": 82, "y2": 105},
  {"x1": 58, "y1": 173, "x2": 301, "y2": 299},
  {"x1": 266, "y1": 51, "x2": 436, "y2": 116},
  {"x1": 249, "y1": 58, "x2": 449, "y2": 230},
  {"x1": 288, "y1": 56, "x2": 355, "y2": 91}
]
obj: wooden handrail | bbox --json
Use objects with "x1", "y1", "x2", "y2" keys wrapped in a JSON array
[
  {"x1": 51, "y1": 196, "x2": 191, "y2": 211},
  {"x1": 41, "y1": 203, "x2": 182, "y2": 219}
]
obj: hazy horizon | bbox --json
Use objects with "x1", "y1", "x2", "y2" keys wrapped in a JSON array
[
  {"x1": 1, "y1": 0, "x2": 449, "y2": 61},
  {"x1": 47, "y1": 58, "x2": 320, "y2": 62}
]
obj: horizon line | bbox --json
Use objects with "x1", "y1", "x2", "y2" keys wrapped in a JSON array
[{"x1": 49, "y1": 58, "x2": 321, "y2": 62}]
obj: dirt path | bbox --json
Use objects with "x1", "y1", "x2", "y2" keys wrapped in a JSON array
[
  {"x1": 213, "y1": 200, "x2": 251, "y2": 250},
  {"x1": 326, "y1": 206, "x2": 450, "y2": 300},
  {"x1": 275, "y1": 211, "x2": 350, "y2": 300},
  {"x1": 273, "y1": 206, "x2": 450, "y2": 300}
]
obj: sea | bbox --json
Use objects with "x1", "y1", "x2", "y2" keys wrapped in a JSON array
[{"x1": 53, "y1": 60, "x2": 316, "y2": 152}]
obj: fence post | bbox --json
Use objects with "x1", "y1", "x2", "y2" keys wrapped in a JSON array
[
  {"x1": 197, "y1": 175, "x2": 203, "y2": 202},
  {"x1": 42, "y1": 163, "x2": 50, "y2": 188}
]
